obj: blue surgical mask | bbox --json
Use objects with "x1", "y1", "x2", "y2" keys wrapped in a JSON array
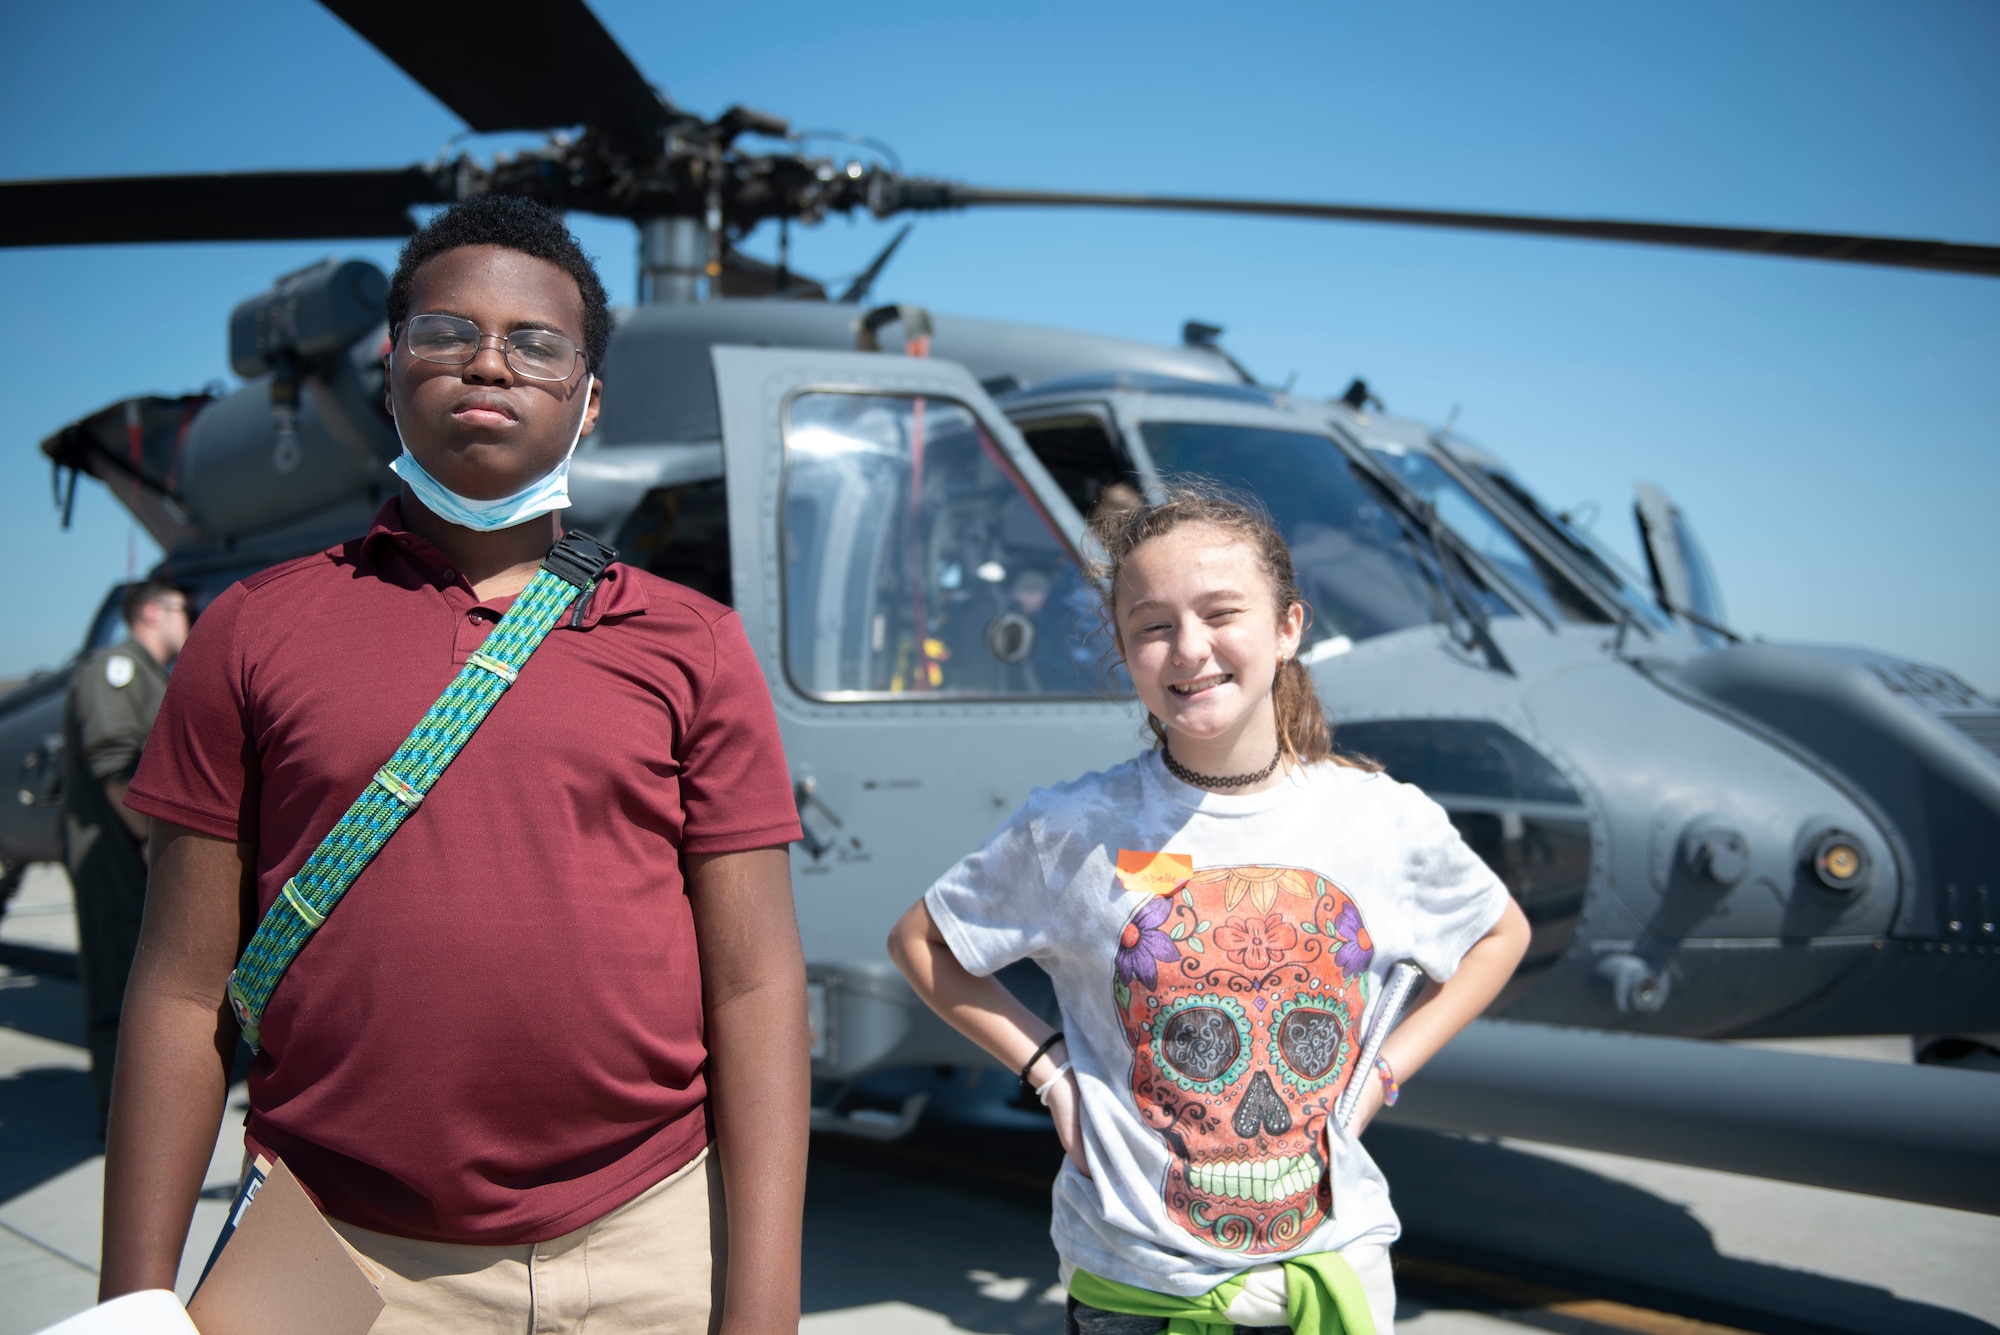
[{"x1": 389, "y1": 375, "x2": 594, "y2": 532}]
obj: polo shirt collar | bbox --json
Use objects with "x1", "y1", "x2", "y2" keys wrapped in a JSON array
[{"x1": 356, "y1": 499, "x2": 646, "y2": 628}]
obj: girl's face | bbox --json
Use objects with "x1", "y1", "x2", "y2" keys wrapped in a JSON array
[{"x1": 1114, "y1": 524, "x2": 1305, "y2": 750}]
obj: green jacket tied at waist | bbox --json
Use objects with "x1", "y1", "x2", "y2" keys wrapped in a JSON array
[{"x1": 1069, "y1": 1250, "x2": 1376, "y2": 1335}]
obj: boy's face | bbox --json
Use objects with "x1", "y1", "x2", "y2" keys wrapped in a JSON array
[{"x1": 388, "y1": 244, "x2": 601, "y2": 501}]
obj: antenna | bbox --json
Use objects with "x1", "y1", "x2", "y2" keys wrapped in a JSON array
[{"x1": 839, "y1": 224, "x2": 914, "y2": 304}]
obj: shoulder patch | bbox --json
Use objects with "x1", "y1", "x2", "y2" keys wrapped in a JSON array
[{"x1": 104, "y1": 654, "x2": 135, "y2": 688}]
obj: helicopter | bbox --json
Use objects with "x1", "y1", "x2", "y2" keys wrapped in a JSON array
[{"x1": 3, "y1": 0, "x2": 1997, "y2": 1129}]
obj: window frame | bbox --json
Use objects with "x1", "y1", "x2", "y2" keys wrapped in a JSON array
[
  {"x1": 1007, "y1": 403, "x2": 1144, "y2": 518},
  {"x1": 777, "y1": 386, "x2": 1123, "y2": 705}
]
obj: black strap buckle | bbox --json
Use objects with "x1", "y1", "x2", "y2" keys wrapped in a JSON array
[{"x1": 542, "y1": 531, "x2": 619, "y2": 589}]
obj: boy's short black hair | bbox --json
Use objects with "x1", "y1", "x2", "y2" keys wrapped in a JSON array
[{"x1": 385, "y1": 195, "x2": 612, "y2": 372}]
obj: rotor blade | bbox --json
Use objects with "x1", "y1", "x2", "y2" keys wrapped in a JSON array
[
  {"x1": 942, "y1": 187, "x2": 2000, "y2": 279},
  {"x1": 0, "y1": 170, "x2": 452, "y2": 247},
  {"x1": 321, "y1": 0, "x2": 671, "y2": 138}
]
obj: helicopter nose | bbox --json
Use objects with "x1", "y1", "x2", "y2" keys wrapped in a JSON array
[
  {"x1": 1496, "y1": 649, "x2": 1912, "y2": 1031},
  {"x1": 1673, "y1": 642, "x2": 2000, "y2": 953}
]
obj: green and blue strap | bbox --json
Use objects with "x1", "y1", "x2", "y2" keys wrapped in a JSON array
[{"x1": 226, "y1": 532, "x2": 616, "y2": 1052}]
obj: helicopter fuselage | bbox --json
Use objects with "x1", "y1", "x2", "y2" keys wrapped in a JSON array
[{"x1": 6, "y1": 284, "x2": 1996, "y2": 1083}]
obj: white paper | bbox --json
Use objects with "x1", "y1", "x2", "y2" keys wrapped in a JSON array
[{"x1": 32, "y1": 1290, "x2": 199, "y2": 1335}]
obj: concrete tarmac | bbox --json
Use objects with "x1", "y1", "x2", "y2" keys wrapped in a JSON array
[{"x1": 4, "y1": 864, "x2": 1997, "y2": 1334}]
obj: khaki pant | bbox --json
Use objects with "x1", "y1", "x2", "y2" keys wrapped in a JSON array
[{"x1": 328, "y1": 1148, "x2": 726, "y2": 1335}]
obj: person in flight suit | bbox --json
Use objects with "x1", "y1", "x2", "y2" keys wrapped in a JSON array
[{"x1": 61, "y1": 578, "x2": 190, "y2": 1128}]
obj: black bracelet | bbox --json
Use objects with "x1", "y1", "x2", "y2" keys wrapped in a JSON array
[{"x1": 1019, "y1": 1031, "x2": 1066, "y2": 1094}]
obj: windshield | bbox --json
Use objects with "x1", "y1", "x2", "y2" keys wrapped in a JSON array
[
  {"x1": 1465, "y1": 464, "x2": 1679, "y2": 634},
  {"x1": 1363, "y1": 442, "x2": 1608, "y2": 626},
  {"x1": 1137, "y1": 422, "x2": 1480, "y2": 654}
]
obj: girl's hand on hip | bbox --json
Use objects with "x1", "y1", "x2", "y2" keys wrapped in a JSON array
[{"x1": 1045, "y1": 1070, "x2": 1091, "y2": 1178}]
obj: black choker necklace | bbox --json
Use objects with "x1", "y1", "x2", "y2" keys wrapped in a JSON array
[{"x1": 1162, "y1": 745, "x2": 1283, "y2": 790}]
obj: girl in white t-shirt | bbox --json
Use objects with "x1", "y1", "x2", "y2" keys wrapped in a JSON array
[{"x1": 889, "y1": 490, "x2": 1531, "y2": 1334}]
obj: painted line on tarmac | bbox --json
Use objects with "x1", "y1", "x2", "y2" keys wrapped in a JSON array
[
  {"x1": 0, "y1": 1218, "x2": 97, "y2": 1275},
  {"x1": 1394, "y1": 1253, "x2": 1762, "y2": 1335}
]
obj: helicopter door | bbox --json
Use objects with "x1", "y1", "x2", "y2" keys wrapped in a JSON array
[
  {"x1": 1634, "y1": 482, "x2": 1729, "y2": 643},
  {"x1": 710, "y1": 346, "x2": 1138, "y2": 1079}
]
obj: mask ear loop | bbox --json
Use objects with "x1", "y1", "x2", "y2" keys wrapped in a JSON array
[{"x1": 559, "y1": 373, "x2": 595, "y2": 460}]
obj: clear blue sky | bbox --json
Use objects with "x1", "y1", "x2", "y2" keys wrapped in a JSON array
[{"x1": 2, "y1": 0, "x2": 1996, "y2": 687}]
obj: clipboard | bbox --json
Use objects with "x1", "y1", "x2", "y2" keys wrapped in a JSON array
[
  {"x1": 1336, "y1": 960, "x2": 1424, "y2": 1129},
  {"x1": 183, "y1": 1157, "x2": 384, "y2": 1335}
]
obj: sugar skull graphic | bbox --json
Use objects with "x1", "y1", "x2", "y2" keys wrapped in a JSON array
[{"x1": 1114, "y1": 863, "x2": 1374, "y2": 1255}]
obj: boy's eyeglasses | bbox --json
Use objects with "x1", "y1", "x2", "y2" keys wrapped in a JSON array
[{"x1": 398, "y1": 314, "x2": 584, "y2": 382}]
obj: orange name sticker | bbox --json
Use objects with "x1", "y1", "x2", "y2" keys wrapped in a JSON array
[{"x1": 1116, "y1": 850, "x2": 1195, "y2": 896}]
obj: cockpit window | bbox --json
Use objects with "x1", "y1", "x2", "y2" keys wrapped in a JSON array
[
  {"x1": 1017, "y1": 416, "x2": 1142, "y2": 518},
  {"x1": 1137, "y1": 422, "x2": 1476, "y2": 652},
  {"x1": 1474, "y1": 467, "x2": 1678, "y2": 633},
  {"x1": 1364, "y1": 444, "x2": 1609, "y2": 626},
  {"x1": 783, "y1": 392, "x2": 1124, "y2": 700}
]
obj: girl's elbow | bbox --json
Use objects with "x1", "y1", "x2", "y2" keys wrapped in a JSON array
[
  {"x1": 886, "y1": 900, "x2": 928, "y2": 976},
  {"x1": 1498, "y1": 897, "x2": 1533, "y2": 959}
]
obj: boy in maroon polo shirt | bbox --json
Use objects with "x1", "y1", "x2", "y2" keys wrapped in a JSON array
[{"x1": 102, "y1": 197, "x2": 809, "y2": 1334}]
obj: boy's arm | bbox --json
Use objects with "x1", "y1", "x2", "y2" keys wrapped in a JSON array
[
  {"x1": 686, "y1": 846, "x2": 810, "y2": 1335},
  {"x1": 1347, "y1": 895, "x2": 1531, "y2": 1134},
  {"x1": 100, "y1": 820, "x2": 254, "y2": 1298}
]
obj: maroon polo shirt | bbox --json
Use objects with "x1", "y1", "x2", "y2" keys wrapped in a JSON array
[{"x1": 126, "y1": 502, "x2": 801, "y2": 1244}]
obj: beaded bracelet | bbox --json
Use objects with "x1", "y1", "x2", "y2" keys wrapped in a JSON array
[
  {"x1": 1373, "y1": 1054, "x2": 1400, "y2": 1107},
  {"x1": 1035, "y1": 1060, "x2": 1074, "y2": 1106}
]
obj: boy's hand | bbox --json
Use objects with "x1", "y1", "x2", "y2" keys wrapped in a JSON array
[{"x1": 1045, "y1": 1070, "x2": 1092, "y2": 1178}]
